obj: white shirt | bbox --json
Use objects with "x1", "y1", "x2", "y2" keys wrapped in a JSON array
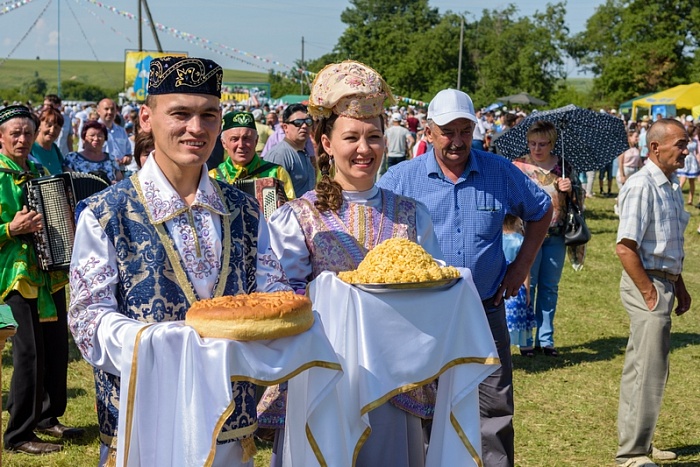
[
  {"x1": 617, "y1": 160, "x2": 690, "y2": 274},
  {"x1": 68, "y1": 155, "x2": 289, "y2": 371}
]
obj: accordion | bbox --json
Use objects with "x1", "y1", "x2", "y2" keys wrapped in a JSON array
[
  {"x1": 23, "y1": 172, "x2": 109, "y2": 271},
  {"x1": 234, "y1": 177, "x2": 288, "y2": 219}
]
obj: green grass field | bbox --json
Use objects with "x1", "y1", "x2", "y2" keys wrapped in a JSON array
[
  {"x1": 0, "y1": 59, "x2": 269, "y2": 92},
  {"x1": 2, "y1": 189, "x2": 700, "y2": 466}
]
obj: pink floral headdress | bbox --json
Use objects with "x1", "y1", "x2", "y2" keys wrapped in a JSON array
[{"x1": 308, "y1": 60, "x2": 395, "y2": 120}]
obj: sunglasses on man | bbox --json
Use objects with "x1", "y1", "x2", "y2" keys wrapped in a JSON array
[{"x1": 285, "y1": 118, "x2": 313, "y2": 128}]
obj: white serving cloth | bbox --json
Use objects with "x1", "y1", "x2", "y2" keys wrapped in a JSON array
[
  {"x1": 285, "y1": 269, "x2": 500, "y2": 467},
  {"x1": 115, "y1": 314, "x2": 342, "y2": 467}
]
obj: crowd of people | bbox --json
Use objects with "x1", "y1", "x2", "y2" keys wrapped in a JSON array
[{"x1": 0, "y1": 56, "x2": 694, "y2": 467}]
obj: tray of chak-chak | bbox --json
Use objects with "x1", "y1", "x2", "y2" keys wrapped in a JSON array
[{"x1": 338, "y1": 239, "x2": 462, "y2": 294}]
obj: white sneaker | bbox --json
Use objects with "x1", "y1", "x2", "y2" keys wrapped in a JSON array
[
  {"x1": 651, "y1": 447, "x2": 677, "y2": 460},
  {"x1": 619, "y1": 456, "x2": 657, "y2": 467}
]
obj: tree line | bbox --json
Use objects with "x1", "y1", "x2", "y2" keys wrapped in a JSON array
[{"x1": 272, "y1": 0, "x2": 700, "y2": 110}]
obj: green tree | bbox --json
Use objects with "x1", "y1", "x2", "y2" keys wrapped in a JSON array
[
  {"x1": 20, "y1": 76, "x2": 47, "y2": 102},
  {"x1": 571, "y1": 0, "x2": 700, "y2": 104},
  {"x1": 466, "y1": 3, "x2": 568, "y2": 107}
]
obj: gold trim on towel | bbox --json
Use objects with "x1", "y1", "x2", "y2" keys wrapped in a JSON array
[
  {"x1": 353, "y1": 426, "x2": 372, "y2": 466},
  {"x1": 230, "y1": 360, "x2": 343, "y2": 386},
  {"x1": 306, "y1": 424, "x2": 328, "y2": 467},
  {"x1": 216, "y1": 421, "x2": 258, "y2": 442},
  {"x1": 360, "y1": 356, "x2": 500, "y2": 415},
  {"x1": 450, "y1": 412, "x2": 483, "y2": 467},
  {"x1": 122, "y1": 324, "x2": 155, "y2": 466}
]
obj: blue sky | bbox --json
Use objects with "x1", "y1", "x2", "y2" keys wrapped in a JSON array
[{"x1": 0, "y1": 0, "x2": 603, "y2": 76}]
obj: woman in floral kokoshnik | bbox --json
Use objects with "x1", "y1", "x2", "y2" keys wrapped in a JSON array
[
  {"x1": 512, "y1": 120, "x2": 573, "y2": 357},
  {"x1": 258, "y1": 61, "x2": 444, "y2": 466}
]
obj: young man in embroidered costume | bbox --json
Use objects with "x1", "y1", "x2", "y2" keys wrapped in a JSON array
[
  {"x1": 0, "y1": 105, "x2": 85, "y2": 456},
  {"x1": 67, "y1": 56, "x2": 289, "y2": 466},
  {"x1": 258, "y1": 60, "x2": 443, "y2": 467},
  {"x1": 210, "y1": 110, "x2": 295, "y2": 201}
]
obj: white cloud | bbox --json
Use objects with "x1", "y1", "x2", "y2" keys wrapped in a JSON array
[
  {"x1": 36, "y1": 18, "x2": 46, "y2": 31},
  {"x1": 47, "y1": 31, "x2": 58, "y2": 47}
]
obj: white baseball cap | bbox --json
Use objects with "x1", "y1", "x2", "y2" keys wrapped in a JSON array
[
  {"x1": 427, "y1": 89, "x2": 477, "y2": 125},
  {"x1": 391, "y1": 112, "x2": 402, "y2": 122}
]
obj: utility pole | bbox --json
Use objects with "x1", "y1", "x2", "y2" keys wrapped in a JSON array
[
  {"x1": 300, "y1": 36, "x2": 305, "y2": 95},
  {"x1": 138, "y1": 0, "x2": 143, "y2": 51},
  {"x1": 457, "y1": 15, "x2": 464, "y2": 90},
  {"x1": 57, "y1": 0, "x2": 61, "y2": 96},
  {"x1": 142, "y1": 0, "x2": 163, "y2": 52}
]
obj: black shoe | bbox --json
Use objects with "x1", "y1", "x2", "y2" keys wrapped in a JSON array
[
  {"x1": 36, "y1": 423, "x2": 85, "y2": 439},
  {"x1": 519, "y1": 348, "x2": 535, "y2": 357},
  {"x1": 542, "y1": 347, "x2": 559, "y2": 357},
  {"x1": 8, "y1": 436, "x2": 62, "y2": 455}
]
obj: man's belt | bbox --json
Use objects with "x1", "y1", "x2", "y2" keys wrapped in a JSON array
[{"x1": 645, "y1": 269, "x2": 679, "y2": 283}]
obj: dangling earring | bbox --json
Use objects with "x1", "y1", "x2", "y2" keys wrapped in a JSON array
[{"x1": 321, "y1": 154, "x2": 332, "y2": 176}]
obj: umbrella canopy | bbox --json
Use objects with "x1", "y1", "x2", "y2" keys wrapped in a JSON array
[
  {"x1": 496, "y1": 92, "x2": 548, "y2": 106},
  {"x1": 494, "y1": 104, "x2": 629, "y2": 173}
]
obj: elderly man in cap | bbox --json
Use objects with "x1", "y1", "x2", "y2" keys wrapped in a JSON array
[
  {"x1": 211, "y1": 110, "x2": 295, "y2": 200},
  {"x1": 0, "y1": 106, "x2": 83, "y2": 455},
  {"x1": 68, "y1": 56, "x2": 290, "y2": 466},
  {"x1": 378, "y1": 88, "x2": 553, "y2": 467}
]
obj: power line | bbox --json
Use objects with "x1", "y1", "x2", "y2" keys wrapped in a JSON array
[
  {"x1": 0, "y1": 0, "x2": 51, "y2": 66},
  {"x1": 64, "y1": 0, "x2": 120, "y2": 88}
]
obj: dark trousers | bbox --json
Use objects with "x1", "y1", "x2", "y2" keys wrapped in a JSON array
[
  {"x1": 479, "y1": 296, "x2": 515, "y2": 467},
  {"x1": 4, "y1": 289, "x2": 68, "y2": 448}
]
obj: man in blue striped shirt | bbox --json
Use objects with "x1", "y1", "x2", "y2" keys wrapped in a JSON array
[{"x1": 378, "y1": 89, "x2": 552, "y2": 467}]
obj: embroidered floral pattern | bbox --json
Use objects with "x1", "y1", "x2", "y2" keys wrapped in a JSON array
[{"x1": 68, "y1": 256, "x2": 117, "y2": 356}]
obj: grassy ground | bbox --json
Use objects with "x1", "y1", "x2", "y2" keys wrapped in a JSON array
[
  {"x1": 2, "y1": 188, "x2": 700, "y2": 466},
  {"x1": 0, "y1": 59, "x2": 268, "y2": 91}
]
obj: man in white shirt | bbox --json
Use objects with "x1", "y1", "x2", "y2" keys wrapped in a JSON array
[
  {"x1": 97, "y1": 98, "x2": 133, "y2": 174},
  {"x1": 615, "y1": 118, "x2": 691, "y2": 467},
  {"x1": 68, "y1": 56, "x2": 289, "y2": 466}
]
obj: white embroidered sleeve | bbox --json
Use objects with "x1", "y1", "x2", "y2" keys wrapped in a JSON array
[
  {"x1": 68, "y1": 206, "x2": 146, "y2": 375},
  {"x1": 256, "y1": 209, "x2": 292, "y2": 293}
]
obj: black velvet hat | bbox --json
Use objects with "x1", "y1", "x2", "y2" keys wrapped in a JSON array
[
  {"x1": 147, "y1": 56, "x2": 223, "y2": 98},
  {"x1": 0, "y1": 105, "x2": 34, "y2": 126}
]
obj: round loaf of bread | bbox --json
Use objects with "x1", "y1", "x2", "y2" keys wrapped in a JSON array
[{"x1": 186, "y1": 291, "x2": 314, "y2": 341}]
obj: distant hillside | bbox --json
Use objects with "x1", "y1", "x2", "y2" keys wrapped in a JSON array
[{"x1": 0, "y1": 59, "x2": 269, "y2": 91}]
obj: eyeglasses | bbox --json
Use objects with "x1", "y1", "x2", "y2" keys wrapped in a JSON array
[{"x1": 285, "y1": 118, "x2": 313, "y2": 128}]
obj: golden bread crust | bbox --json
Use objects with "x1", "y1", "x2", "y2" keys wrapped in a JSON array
[{"x1": 186, "y1": 291, "x2": 314, "y2": 341}]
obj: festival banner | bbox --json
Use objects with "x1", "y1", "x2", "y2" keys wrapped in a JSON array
[
  {"x1": 124, "y1": 50, "x2": 187, "y2": 101},
  {"x1": 221, "y1": 83, "x2": 271, "y2": 105}
]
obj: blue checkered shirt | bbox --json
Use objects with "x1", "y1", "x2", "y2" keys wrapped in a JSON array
[
  {"x1": 377, "y1": 149, "x2": 551, "y2": 300},
  {"x1": 616, "y1": 161, "x2": 689, "y2": 274}
]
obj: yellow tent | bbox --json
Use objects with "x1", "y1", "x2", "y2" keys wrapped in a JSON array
[{"x1": 632, "y1": 83, "x2": 700, "y2": 120}]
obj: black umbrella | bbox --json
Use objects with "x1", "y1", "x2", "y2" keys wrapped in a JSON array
[
  {"x1": 494, "y1": 104, "x2": 629, "y2": 174},
  {"x1": 496, "y1": 92, "x2": 548, "y2": 106}
]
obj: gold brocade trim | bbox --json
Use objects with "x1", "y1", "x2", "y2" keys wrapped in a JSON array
[
  {"x1": 353, "y1": 426, "x2": 372, "y2": 466},
  {"x1": 229, "y1": 360, "x2": 342, "y2": 386},
  {"x1": 356, "y1": 206, "x2": 365, "y2": 246},
  {"x1": 122, "y1": 324, "x2": 155, "y2": 467},
  {"x1": 134, "y1": 173, "x2": 231, "y2": 305},
  {"x1": 450, "y1": 412, "x2": 483, "y2": 467},
  {"x1": 152, "y1": 222, "x2": 199, "y2": 305},
  {"x1": 204, "y1": 399, "x2": 238, "y2": 466},
  {"x1": 99, "y1": 433, "x2": 118, "y2": 449},
  {"x1": 360, "y1": 356, "x2": 500, "y2": 415},
  {"x1": 306, "y1": 423, "x2": 328, "y2": 467},
  {"x1": 216, "y1": 421, "x2": 257, "y2": 442},
  {"x1": 209, "y1": 179, "x2": 233, "y2": 299}
]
